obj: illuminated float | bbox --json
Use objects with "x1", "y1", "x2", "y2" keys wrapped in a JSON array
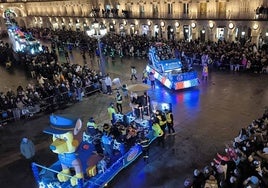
[
  {"x1": 7, "y1": 27, "x2": 43, "y2": 54},
  {"x1": 146, "y1": 42, "x2": 199, "y2": 90},
  {"x1": 5, "y1": 10, "x2": 43, "y2": 55},
  {"x1": 31, "y1": 100, "x2": 172, "y2": 188}
]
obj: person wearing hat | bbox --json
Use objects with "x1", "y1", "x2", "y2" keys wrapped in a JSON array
[
  {"x1": 130, "y1": 66, "x2": 137, "y2": 80},
  {"x1": 86, "y1": 117, "x2": 98, "y2": 136},
  {"x1": 115, "y1": 91, "x2": 123, "y2": 114},
  {"x1": 20, "y1": 137, "x2": 35, "y2": 161},
  {"x1": 107, "y1": 102, "x2": 116, "y2": 124}
]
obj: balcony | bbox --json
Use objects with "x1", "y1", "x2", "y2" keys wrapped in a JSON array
[{"x1": 25, "y1": 10, "x2": 266, "y2": 21}]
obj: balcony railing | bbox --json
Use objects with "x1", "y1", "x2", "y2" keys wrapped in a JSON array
[
  {"x1": 26, "y1": 10, "x2": 266, "y2": 21},
  {"x1": 127, "y1": 11, "x2": 259, "y2": 20}
]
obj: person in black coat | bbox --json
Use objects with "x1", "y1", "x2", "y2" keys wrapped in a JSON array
[{"x1": 192, "y1": 169, "x2": 205, "y2": 188}]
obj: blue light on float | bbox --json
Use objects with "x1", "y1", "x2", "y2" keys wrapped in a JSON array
[
  {"x1": 31, "y1": 48, "x2": 35, "y2": 54},
  {"x1": 161, "y1": 103, "x2": 171, "y2": 111},
  {"x1": 38, "y1": 45, "x2": 43, "y2": 51},
  {"x1": 15, "y1": 41, "x2": 20, "y2": 51}
]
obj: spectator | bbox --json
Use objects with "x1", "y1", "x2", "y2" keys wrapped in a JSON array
[
  {"x1": 104, "y1": 74, "x2": 112, "y2": 95},
  {"x1": 202, "y1": 64, "x2": 209, "y2": 81},
  {"x1": 130, "y1": 66, "x2": 137, "y2": 80},
  {"x1": 121, "y1": 84, "x2": 128, "y2": 98},
  {"x1": 20, "y1": 137, "x2": 35, "y2": 160}
]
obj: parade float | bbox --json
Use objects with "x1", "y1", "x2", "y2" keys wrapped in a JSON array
[
  {"x1": 7, "y1": 26, "x2": 43, "y2": 54},
  {"x1": 146, "y1": 42, "x2": 199, "y2": 90},
  {"x1": 31, "y1": 101, "x2": 171, "y2": 188},
  {"x1": 5, "y1": 9, "x2": 43, "y2": 55}
]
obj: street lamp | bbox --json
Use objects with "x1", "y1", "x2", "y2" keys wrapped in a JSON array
[{"x1": 86, "y1": 19, "x2": 107, "y2": 77}]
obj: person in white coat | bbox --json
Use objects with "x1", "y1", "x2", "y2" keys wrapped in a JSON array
[{"x1": 104, "y1": 74, "x2": 113, "y2": 95}]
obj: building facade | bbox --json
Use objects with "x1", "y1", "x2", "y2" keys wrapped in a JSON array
[{"x1": 0, "y1": 0, "x2": 267, "y2": 44}]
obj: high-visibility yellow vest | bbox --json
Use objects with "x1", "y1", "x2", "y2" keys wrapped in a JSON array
[
  {"x1": 152, "y1": 123, "x2": 164, "y2": 137},
  {"x1": 87, "y1": 121, "x2": 97, "y2": 129},
  {"x1": 157, "y1": 115, "x2": 166, "y2": 126},
  {"x1": 116, "y1": 94, "x2": 122, "y2": 104},
  {"x1": 107, "y1": 107, "x2": 116, "y2": 120},
  {"x1": 166, "y1": 113, "x2": 172, "y2": 123}
]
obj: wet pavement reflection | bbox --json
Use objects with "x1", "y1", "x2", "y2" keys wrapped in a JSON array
[{"x1": 0, "y1": 42, "x2": 268, "y2": 188}]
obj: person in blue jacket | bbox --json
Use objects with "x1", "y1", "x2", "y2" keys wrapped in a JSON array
[{"x1": 20, "y1": 137, "x2": 35, "y2": 160}]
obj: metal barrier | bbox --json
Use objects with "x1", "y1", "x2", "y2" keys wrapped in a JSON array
[
  {"x1": 84, "y1": 83, "x2": 101, "y2": 96},
  {"x1": 0, "y1": 84, "x2": 101, "y2": 125}
]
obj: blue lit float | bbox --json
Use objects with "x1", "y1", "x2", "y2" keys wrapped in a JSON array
[
  {"x1": 31, "y1": 110, "x2": 164, "y2": 188},
  {"x1": 146, "y1": 42, "x2": 199, "y2": 90},
  {"x1": 7, "y1": 23, "x2": 43, "y2": 54}
]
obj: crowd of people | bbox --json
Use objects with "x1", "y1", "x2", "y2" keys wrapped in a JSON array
[
  {"x1": 184, "y1": 108, "x2": 268, "y2": 188},
  {"x1": 256, "y1": 5, "x2": 268, "y2": 19},
  {"x1": 153, "y1": 42, "x2": 174, "y2": 61},
  {"x1": 84, "y1": 92, "x2": 174, "y2": 166},
  {"x1": 0, "y1": 25, "x2": 268, "y2": 187},
  {"x1": 22, "y1": 27, "x2": 268, "y2": 74},
  {"x1": 0, "y1": 48, "x2": 102, "y2": 125},
  {"x1": 0, "y1": 28, "x2": 268, "y2": 126},
  {"x1": 44, "y1": 30, "x2": 268, "y2": 74}
]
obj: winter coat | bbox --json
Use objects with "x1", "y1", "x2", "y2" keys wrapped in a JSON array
[
  {"x1": 20, "y1": 139, "x2": 35, "y2": 159},
  {"x1": 204, "y1": 175, "x2": 218, "y2": 188}
]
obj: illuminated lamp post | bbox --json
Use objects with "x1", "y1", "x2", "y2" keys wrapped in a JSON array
[
  {"x1": 209, "y1": 22, "x2": 214, "y2": 41},
  {"x1": 86, "y1": 19, "x2": 107, "y2": 77}
]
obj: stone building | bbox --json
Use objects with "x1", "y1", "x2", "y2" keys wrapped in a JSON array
[{"x1": 0, "y1": 0, "x2": 267, "y2": 45}]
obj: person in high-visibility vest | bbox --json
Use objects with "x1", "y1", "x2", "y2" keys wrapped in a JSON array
[
  {"x1": 155, "y1": 110, "x2": 167, "y2": 136},
  {"x1": 86, "y1": 117, "x2": 98, "y2": 136},
  {"x1": 165, "y1": 109, "x2": 175, "y2": 135},
  {"x1": 107, "y1": 102, "x2": 116, "y2": 124},
  {"x1": 115, "y1": 91, "x2": 123, "y2": 114},
  {"x1": 152, "y1": 118, "x2": 164, "y2": 147}
]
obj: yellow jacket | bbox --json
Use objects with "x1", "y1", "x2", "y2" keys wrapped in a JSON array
[
  {"x1": 157, "y1": 115, "x2": 166, "y2": 126},
  {"x1": 107, "y1": 106, "x2": 116, "y2": 120},
  {"x1": 152, "y1": 123, "x2": 164, "y2": 137},
  {"x1": 166, "y1": 112, "x2": 172, "y2": 123}
]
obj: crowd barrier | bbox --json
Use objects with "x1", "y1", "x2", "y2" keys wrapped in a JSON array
[{"x1": 0, "y1": 84, "x2": 100, "y2": 126}]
